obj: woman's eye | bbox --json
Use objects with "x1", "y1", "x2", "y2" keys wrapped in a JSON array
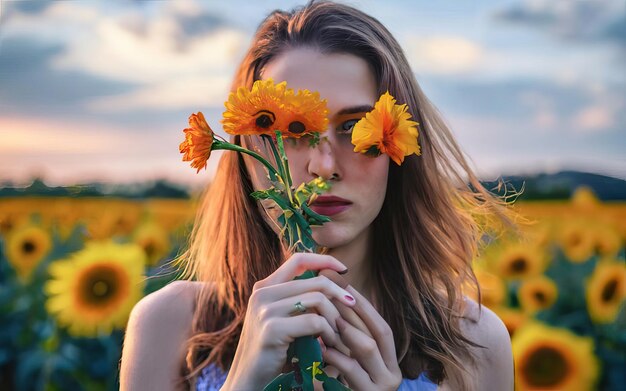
[{"x1": 339, "y1": 119, "x2": 360, "y2": 134}]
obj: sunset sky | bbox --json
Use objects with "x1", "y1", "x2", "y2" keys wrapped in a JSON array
[{"x1": 0, "y1": 0, "x2": 624, "y2": 188}]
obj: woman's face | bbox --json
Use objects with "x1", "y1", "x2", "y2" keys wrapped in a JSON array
[{"x1": 244, "y1": 47, "x2": 389, "y2": 249}]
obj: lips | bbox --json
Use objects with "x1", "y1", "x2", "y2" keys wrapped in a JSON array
[
  {"x1": 311, "y1": 195, "x2": 352, "y2": 206},
  {"x1": 310, "y1": 195, "x2": 352, "y2": 216}
]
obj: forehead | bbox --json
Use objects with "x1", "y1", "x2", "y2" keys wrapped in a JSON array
[{"x1": 261, "y1": 47, "x2": 378, "y2": 113}]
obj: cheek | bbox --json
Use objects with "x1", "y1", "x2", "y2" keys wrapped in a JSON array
[{"x1": 350, "y1": 155, "x2": 389, "y2": 208}]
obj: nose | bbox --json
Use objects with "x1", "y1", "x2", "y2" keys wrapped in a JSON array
[{"x1": 307, "y1": 131, "x2": 342, "y2": 181}]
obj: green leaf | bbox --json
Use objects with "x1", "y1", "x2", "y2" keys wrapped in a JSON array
[
  {"x1": 293, "y1": 336, "x2": 322, "y2": 372},
  {"x1": 322, "y1": 377, "x2": 352, "y2": 391},
  {"x1": 262, "y1": 371, "x2": 295, "y2": 391},
  {"x1": 308, "y1": 132, "x2": 321, "y2": 148},
  {"x1": 301, "y1": 203, "x2": 331, "y2": 224}
]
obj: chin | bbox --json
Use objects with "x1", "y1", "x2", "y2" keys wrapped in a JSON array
[{"x1": 311, "y1": 226, "x2": 353, "y2": 249}]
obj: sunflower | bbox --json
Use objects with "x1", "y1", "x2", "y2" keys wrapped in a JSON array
[
  {"x1": 222, "y1": 78, "x2": 329, "y2": 138},
  {"x1": 571, "y1": 186, "x2": 600, "y2": 211},
  {"x1": 518, "y1": 275, "x2": 558, "y2": 313},
  {"x1": 591, "y1": 223, "x2": 622, "y2": 258},
  {"x1": 351, "y1": 91, "x2": 420, "y2": 165},
  {"x1": 0, "y1": 212, "x2": 29, "y2": 237},
  {"x1": 492, "y1": 242, "x2": 547, "y2": 280},
  {"x1": 44, "y1": 241, "x2": 146, "y2": 337},
  {"x1": 180, "y1": 112, "x2": 216, "y2": 173},
  {"x1": 493, "y1": 307, "x2": 528, "y2": 338},
  {"x1": 512, "y1": 322, "x2": 599, "y2": 391},
  {"x1": 585, "y1": 260, "x2": 626, "y2": 324},
  {"x1": 133, "y1": 221, "x2": 171, "y2": 267},
  {"x1": 467, "y1": 268, "x2": 507, "y2": 309},
  {"x1": 558, "y1": 220, "x2": 596, "y2": 263},
  {"x1": 4, "y1": 223, "x2": 52, "y2": 281}
]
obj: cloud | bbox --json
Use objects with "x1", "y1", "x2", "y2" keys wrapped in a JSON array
[
  {"x1": 2, "y1": 1, "x2": 247, "y2": 112},
  {"x1": 0, "y1": 36, "x2": 135, "y2": 115},
  {"x1": 86, "y1": 75, "x2": 231, "y2": 112},
  {"x1": 405, "y1": 35, "x2": 486, "y2": 75},
  {"x1": 0, "y1": 115, "x2": 220, "y2": 187},
  {"x1": 492, "y1": 0, "x2": 625, "y2": 45}
]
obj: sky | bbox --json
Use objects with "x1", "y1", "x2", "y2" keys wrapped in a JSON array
[{"x1": 0, "y1": 0, "x2": 624, "y2": 189}]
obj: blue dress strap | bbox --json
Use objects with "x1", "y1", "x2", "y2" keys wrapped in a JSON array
[{"x1": 196, "y1": 363, "x2": 437, "y2": 390}]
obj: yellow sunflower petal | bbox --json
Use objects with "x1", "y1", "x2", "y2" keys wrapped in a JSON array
[
  {"x1": 180, "y1": 112, "x2": 215, "y2": 173},
  {"x1": 5, "y1": 223, "x2": 52, "y2": 281},
  {"x1": 351, "y1": 91, "x2": 420, "y2": 165},
  {"x1": 585, "y1": 260, "x2": 626, "y2": 324},
  {"x1": 512, "y1": 321, "x2": 599, "y2": 391},
  {"x1": 44, "y1": 241, "x2": 146, "y2": 337},
  {"x1": 132, "y1": 221, "x2": 171, "y2": 267},
  {"x1": 221, "y1": 78, "x2": 328, "y2": 138},
  {"x1": 518, "y1": 275, "x2": 558, "y2": 313}
]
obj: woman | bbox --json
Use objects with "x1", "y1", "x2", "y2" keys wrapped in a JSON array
[{"x1": 120, "y1": 1, "x2": 515, "y2": 390}]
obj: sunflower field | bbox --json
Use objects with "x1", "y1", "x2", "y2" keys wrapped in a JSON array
[
  {"x1": 1, "y1": 187, "x2": 625, "y2": 390},
  {"x1": 0, "y1": 197, "x2": 195, "y2": 390}
]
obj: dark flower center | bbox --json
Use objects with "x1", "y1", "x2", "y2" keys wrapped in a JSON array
[
  {"x1": 510, "y1": 258, "x2": 528, "y2": 274},
  {"x1": 601, "y1": 279, "x2": 619, "y2": 303},
  {"x1": 255, "y1": 110, "x2": 275, "y2": 128},
  {"x1": 81, "y1": 266, "x2": 119, "y2": 304},
  {"x1": 22, "y1": 240, "x2": 36, "y2": 254},
  {"x1": 288, "y1": 121, "x2": 306, "y2": 134},
  {"x1": 569, "y1": 234, "x2": 581, "y2": 247},
  {"x1": 533, "y1": 290, "x2": 547, "y2": 304},
  {"x1": 523, "y1": 346, "x2": 569, "y2": 387},
  {"x1": 143, "y1": 241, "x2": 156, "y2": 259}
]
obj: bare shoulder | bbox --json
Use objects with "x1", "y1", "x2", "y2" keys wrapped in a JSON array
[
  {"x1": 460, "y1": 297, "x2": 514, "y2": 390},
  {"x1": 133, "y1": 280, "x2": 205, "y2": 319},
  {"x1": 460, "y1": 297, "x2": 511, "y2": 352},
  {"x1": 437, "y1": 298, "x2": 513, "y2": 391},
  {"x1": 119, "y1": 280, "x2": 211, "y2": 391}
]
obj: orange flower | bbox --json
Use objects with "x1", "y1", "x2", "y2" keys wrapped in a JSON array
[
  {"x1": 221, "y1": 78, "x2": 328, "y2": 137},
  {"x1": 351, "y1": 91, "x2": 420, "y2": 165},
  {"x1": 179, "y1": 112, "x2": 215, "y2": 173}
]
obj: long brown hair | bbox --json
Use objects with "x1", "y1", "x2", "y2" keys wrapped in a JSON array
[{"x1": 174, "y1": 1, "x2": 518, "y2": 389}]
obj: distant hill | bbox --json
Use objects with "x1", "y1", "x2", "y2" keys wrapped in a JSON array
[
  {"x1": 0, "y1": 178, "x2": 190, "y2": 199},
  {"x1": 481, "y1": 170, "x2": 626, "y2": 201},
  {"x1": 1, "y1": 170, "x2": 624, "y2": 200}
]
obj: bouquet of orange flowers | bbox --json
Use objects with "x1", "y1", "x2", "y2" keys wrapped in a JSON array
[{"x1": 179, "y1": 78, "x2": 420, "y2": 390}]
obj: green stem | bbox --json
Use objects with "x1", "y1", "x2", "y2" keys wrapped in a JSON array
[{"x1": 213, "y1": 141, "x2": 280, "y2": 182}]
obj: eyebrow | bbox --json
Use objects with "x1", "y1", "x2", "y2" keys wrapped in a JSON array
[{"x1": 336, "y1": 105, "x2": 374, "y2": 116}]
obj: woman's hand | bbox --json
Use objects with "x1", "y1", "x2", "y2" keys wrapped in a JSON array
[
  {"x1": 221, "y1": 253, "x2": 356, "y2": 391},
  {"x1": 322, "y1": 285, "x2": 403, "y2": 391}
]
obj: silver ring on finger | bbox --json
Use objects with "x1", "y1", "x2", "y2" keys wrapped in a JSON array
[{"x1": 290, "y1": 301, "x2": 307, "y2": 316}]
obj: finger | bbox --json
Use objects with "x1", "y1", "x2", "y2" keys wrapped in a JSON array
[
  {"x1": 263, "y1": 292, "x2": 352, "y2": 355},
  {"x1": 253, "y1": 275, "x2": 356, "y2": 308},
  {"x1": 319, "y1": 270, "x2": 372, "y2": 338},
  {"x1": 332, "y1": 297, "x2": 373, "y2": 338},
  {"x1": 257, "y1": 253, "x2": 347, "y2": 288},
  {"x1": 336, "y1": 317, "x2": 389, "y2": 384},
  {"x1": 345, "y1": 285, "x2": 398, "y2": 367},
  {"x1": 322, "y1": 346, "x2": 370, "y2": 390},
  {"x1": 270, "y1": 313, "x2": 339, "y2": 348}
]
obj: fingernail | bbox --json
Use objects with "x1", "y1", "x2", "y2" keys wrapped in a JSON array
[
  {"x1": 344, "y1": 294, "x2": 355, "y2": 303},
  {"x1": 338, "y1": 268, "x2": 348, "y2": 275}
]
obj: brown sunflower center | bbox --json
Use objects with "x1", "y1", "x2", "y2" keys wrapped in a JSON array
[
  {"x1": 80, "y1": 266, "x2": 120, "y2": 304},
  {"x1": 22, "y1": 240, "x2": 36, "y2": 254},
  {"x1": 569, "y1": 234, "x2": 581, "y2": 247},
  {"x1": 143, "y1": 241, "x2": 156, "y2": 259},
  {"x1": 288, "y1": 121, "x2": 306, "y2": 134},
  {"x1": 254, "y1": 110, "x2": 275, "y2": 129},
  {"x1": 510, "y1": 258, "x2": 528, "y2": 274},
  {"x1": 601, "y1": 279, "x2": 618, "y2": 303},
  {"x1": 523, "y1": 346, "x2": 569, "y2": 387},
  {"x1": 533, "y1": 290, "x2": 547, "y2": 304}
]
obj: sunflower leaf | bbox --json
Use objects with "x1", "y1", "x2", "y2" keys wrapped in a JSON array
[{"x1": 263, "y1": 371, "x2": 295, "y2": 391}]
